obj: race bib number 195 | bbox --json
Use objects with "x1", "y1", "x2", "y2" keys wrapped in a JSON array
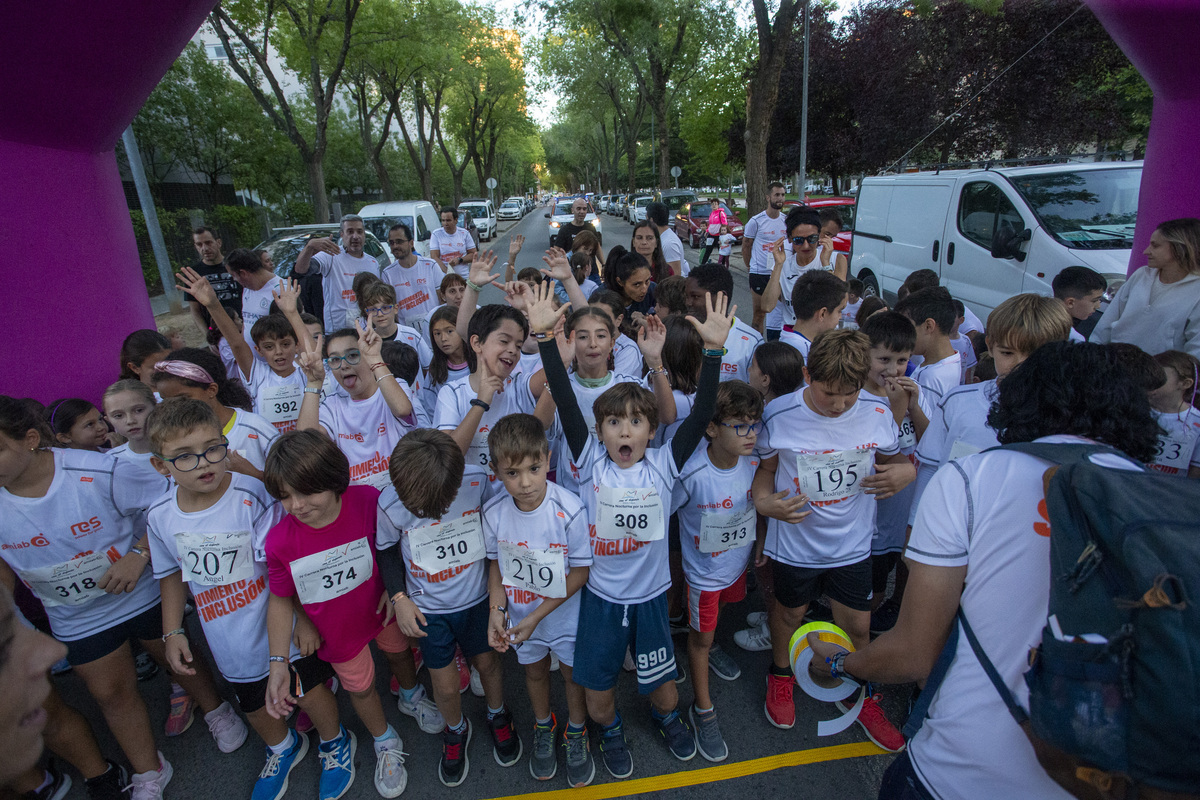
[{"x1": 796, "y1": 449, "x2": 874, "y2": 503}]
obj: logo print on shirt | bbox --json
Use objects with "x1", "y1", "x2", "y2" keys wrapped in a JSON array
[
  {"x1": 1034, "y1": 500, "x2": 1051, "y2": 538},
  {"x1": 70, "y1": 517, "x2": 103, "y2": 537}
]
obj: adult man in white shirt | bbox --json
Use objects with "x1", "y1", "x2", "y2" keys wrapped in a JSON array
[
  {"x1": 381, "y1": 222, "x2": 448, "y2": 327},
  {"x1": 742, "y1": 182, "x2": 789, "y2": 336},
  {"x1": 225, "y1": 248, "x2": 283, "y2": 355},
  {"x1": 648, "y1": 201, "x2": 686, "y2": 277},
  {"x1": 429, "y1": 206, "x2": 477, "y2": 279},
  {"x1": 293, "y1": 214, "x2": 380, "y2": 332}
]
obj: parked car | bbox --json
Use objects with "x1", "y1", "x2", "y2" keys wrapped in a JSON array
[
  {"x1": 258, "y1": 224, "x2": 391, "y2": 328},
  {"x1": 654, "y1": 189, "x2": 698, "y2": 216},
  {"x1": 613, "y1": 195, "x2": 628, "y2": 217},
  {"x1": 545, "y1": 196, "x2": 602, "y2": 246},
  {"x1": 498, "y1": 199, "x2": 523, "y2": 221},
  {"x1": 673, "y1": 200, "x2": 745, "y2": 248},
  {"x1": 356, "y1": 200, "x2": 440, "y2": 257},
  {"x1": 628, "y1": 195, "x2": 652, "y2": 224},
  {"x1": 458, "y1": 210, "x2": 481, "y2": 248},
  {"x1": 458, "y1": 198, "x2": 496, "y2": 241},
  {"x1": 783, "y1": 197, "x2": 857, "y2": 255},
  {"x1": 851, "y1": 161, "x2": 1141, "y2": 315}
]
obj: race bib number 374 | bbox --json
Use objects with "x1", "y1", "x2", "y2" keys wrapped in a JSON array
[{"x1": 289, "y1": 538, "x2": 374, "y2": 605}]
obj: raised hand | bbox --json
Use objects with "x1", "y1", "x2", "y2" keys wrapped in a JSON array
[
  {"x1": 554, "y1": 313, "x2": 575, "y2": 366},
  {"x1": 819, "y1": 232, "x2": 835, "y2": 266},
  {"x1": 540, "y1": 247, "x2": 573, "y2": 283},
  {"x1": 272, "y1": 277, "x2": 302, "y2": 314},
  {"x1": 298, "y1": 333, "x2": 327, "y2": 385},
  {"x1": 305, "y1": 236, "x2": 341, "y2": 257},
  {"x1": 525, "y1": 279, "x2": 570, "y2": 335},
  {"x1": 468, "y1": 249, "x2": 501, "y2": 289},
  {"x1": 502, "y1": 280, "x2": 532, "y2": 313},
  {"x1": 508, "y1": 233, "x2": 525, "y2": 264},
  {"x1": 356, "y1": 317, "x2": 382, "y2": 362},
  {"x1": 475, "y1": 355, "x2": 504, "y2": 406},
  {"x1": 771, "y1": 237, "x2": 788, "y2": 269},
  {"x1": 686, "y1": 291, "x2": 736, "y2": 350},
  {"x1": 638, "y1": 313, "x2": 667, "y2": 365},
  {"x1": 175, "y1": 266, "x2": 218, "y2": 307}
]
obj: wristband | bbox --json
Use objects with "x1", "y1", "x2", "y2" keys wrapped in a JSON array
[
  {"x1": 162, "y1": 628, "x2": 185, "y2": 643},
  {"x1": 129, "y1": 546, "x2": 149, "y2": 559},
  {"x1": 465, "y1": 279, "x2": 483, "y2": 293},
  {"x1": 646, "y1": 366, "x2": 669, "y2": 377},
  {"x1": 829, "y1": 650, "x2": 851, "y2": 680},
  {"x1": 491, "y1": 604, "x2": 508, "y2": 614},
  {"x1": 375, "y1": 371, "x2": 393, "y2": 383},
  {"x1": 470, "y1": 398, "x2": 491, "y2": 412},
  {"x1": 304, "y1": 387, "x2": 321, "y2": 395},
  {"x1": 702, "y1": 347, "x2": 727, "y2": 358},
  {"x1": 531, "y1": 331, "x2": 552, "y2": 340},
  {"x1": 268, "y1": 656, "x2": 288, "y2": 665},
  {"x1": 369, "y1": 362, "x2": 387, "y2": 371},
  {"x1": 391, "y1": 591, "x2": 408, "y2": 605}
]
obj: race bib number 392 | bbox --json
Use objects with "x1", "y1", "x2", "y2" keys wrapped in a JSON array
[
  {"x1": 289, "y1": 538, "x2": 373, "y2": 605},
  {"x1": 260, "y1": 384, "x2": 303, "y2": 425},
  {"x1": 796, "y1": 448, "x2": 874, "y2": 503},
  {"x1": 595, "y1": 486, "x2": 664, "y2": 542}
]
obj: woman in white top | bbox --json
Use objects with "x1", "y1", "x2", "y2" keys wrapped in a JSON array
[
  {"x1": 806, "y1": 341, "x2": 1160, "y2": 800},
  {"x1": 1092, "y1": 217, "x2": 1200, "y2": 360}
]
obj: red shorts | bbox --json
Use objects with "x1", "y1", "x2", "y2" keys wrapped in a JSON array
[
  {"x1": 330, "y1": 622, "x2": 409, "y2": 693},
  {"x1": 686, "y1": 572, "x2": 747, "y2": 633}
]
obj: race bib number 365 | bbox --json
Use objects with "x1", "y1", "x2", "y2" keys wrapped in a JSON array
[
  {"x1": 499, "y1": 542, "x2": 567, "y2": 598},
  {"x1": 409, "y1": 513, "x2": 486, "y2": 574},
  {"x1": 24, "y1": 552, "x2": 111, "y2": 608},
  {"x1": 289, "y1": 538, "x2": 373, "y2": 605},
  {"x1": 175, "y1": 530, "x2": 255, "y2": 587},
  {"x1": 796, "y1": 449, "x2": 874, "y2": 503},
  {"x1": 595, "y1": 486, "x2": 664, "y2": 542}
]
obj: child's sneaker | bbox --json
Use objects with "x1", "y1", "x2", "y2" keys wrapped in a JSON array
[
  {"x1": 317, "y1": 728, "x2": 356, "y2": 800},
  {"x1": 134, "y1": 650, "x2": 159, "y2": 682},
  {"x1": 765, "y1": 673, "x2": 796, "y2": 729},
  {"x1": 653, "y1": 708, "x2": 696, "y2": 761},
  {"x1": 128, "y1": 753, "x2": 172, "y2": 800},
  {"x1": 83, "y1": 760, "x2": 128, "y2": 800},
  {"x1": 205, "y1": 701, "x2": 249, "y2": 753},
  {"x1": 837, "y1": 693, "x2": 906, "y2": 753},
  {"x1": 397, "y1": 683, "x2": 445, "y2": 734},
  {"x1": 439, "y1": 721, "x2": 471, "y2": 788},
  {"x1": 689, "y1": 704, "x2": 728, "y2": 762},
  {"x1": 488, "y1": 709, "x2": 523, "y2": 766},
  {"x1": 372, "y1": 735, "x2": 408, "y2": 798},
  {"x1": 454, "y1": 649, "x2": 471, "y2": 694},
  {"x1": 23, "y1": 759, "x2": 70, "y2": 800},
  {"x1": 164, "y1": 683, "x2": 195, "y2": 737},
  {"x1": 469, "y1": 666, "x2": 484, "y2": 697},
  {"x1": 708, "y1": 643, "x2": 741, "y2": 681},
  {"x1": 598, "y1": 721, "x2": 633, "y2": 779},
  {"x1": 745, "y1": 611, "x2": 768, "y2": 629},
  {"x1": 563, "y1": 727, "x2": 595, "y2": 788},
  {"x1": 529, "y1": 714, "x2": 557, "y2": 780},
  {"x1": 251, "y1": 733, "x2": 309, "y2": 800},
  {"x1": 734, "y1": 624, "x2": 772, "y2": 652}
]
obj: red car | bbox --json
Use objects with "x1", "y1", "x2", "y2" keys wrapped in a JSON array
[
  {"x1": 783, "y1": 197, "x2": 856, "y2": 253},
  {"x1": 673, "y1": 201, "x2": 746, "y2": 249}
]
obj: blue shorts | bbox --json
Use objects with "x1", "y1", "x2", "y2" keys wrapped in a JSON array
[
  {"x1": 417, "y1": 598, "x2": 491, "y2": 670},
  {"x1": 572, "y1": 587, "x2": 676, "y2": 694}
]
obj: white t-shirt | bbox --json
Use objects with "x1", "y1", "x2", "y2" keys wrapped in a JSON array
[
  {"x1": 718, "y1": 234, "x2": 737, "y2": 257},
  {"x1": 959, "y1": 305, "x2": 984, "y2": 336},
  {"x1": 1149, "y1": 406, "x2": 1200, "y2": 476},
  {"x1": 910, "y1": 379, "x2": 1000, "y2": 526},
  {"x1": 779, "y1": 329, "x2": 812, "y2": 361},
  {"x1": 108, "y1": 444, "x2": 165, "y2": 535},
  {"x1": 434, "y1": 371, "x2": 538, "y2": 479},
  {"x1": 0, "y1": 449, "x2": 168, "y2": 641},
  {"x1": 226, "y1": 409, "x2": 280, "y2": 472},
  {"x1": 482, "y1": 482, "x2": 591, "y2": 649},
  {"x1": 382, "y1": 257, "x2": 446, "y2": 325},
  {"x1": 860, "y1": 390, "x2": 917, "y2": 555},
  {"x1": 146, "y1": 474, "x2": 287, "y2": 682},
  {"x1": 1068, "y1": 326, "x2": 1087, "y2": 344},
  {"x1": 722, "y1": 317, "x2": 763, "y2": 383},
  {"x1": 777, "y1": 248, "x2": 833, "y2": 328},
  {"x1": 743, "y1": 211, "x2": 789, "y2": 276},
  {"x1": 759, "y1": 391, "x2": 900, "y2": 567},
  {"x1": 653, "y1": 390, "x2": 694, "y2": 449},
  {"x1": 911, "y1": 352, "x2": 963, "y2": 407},
  {"x1": 949, "y1": 336, "x2": 977, "y2": 383},
  {"x1": 613, "y1": 334, "x2": 642, "y2": 378},
  {"x1": 429, "y1": 228, "x2": 475, "y2": 278},
  {"x1": 376, "y1": 466, "x2": 490, "y2": 614},
  {"x1": 905, "y1": 436, "x2": 1137, "y2": 800},
  {"x1": 421, "y1": 364, "x2": 471, "y2": 420},
  {"x1": 672, "y1": 445, "x2": 758, "y2": 592},
  {"x1": 383, "y1": 324, "x2": 434, "y2": 372},
  {"x1": 516, "y1": 350, "x2": 543, "y2": 378},
  {"x1": 319, "y1": 386, "x2": 414, "y2": 491},
  {"x1": 841, "y1": 299, "x2": 863, "y2": 330},
  {"x1": 218, "y1": 338, "x2": 240, "y2": 380},
  {"x1": 570, "y1": 436, "x2": 680, "y2": 605},
  {"x1": 310, "y1": 250, "x2": 380, "y2": 332},
  {"x1": 241, "y1": 276, "x2": 283, "y2": 353},
  {"x1": 248, "y1": 360, "x2": 307, "y2": 434},
  {"x1": 659, "y1": 228, "x2": 686, "y2": 276}
]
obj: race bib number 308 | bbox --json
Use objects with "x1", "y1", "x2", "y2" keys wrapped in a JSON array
[
  {"x1": 289, "y1": 538, "x2": 373, "y2": 605},
  {"x1": 796, "y1": 449, "x2": 874, "y2": 503},
  {"x1": 595, "y1": 486, "x2": 664, "y2": 542}
]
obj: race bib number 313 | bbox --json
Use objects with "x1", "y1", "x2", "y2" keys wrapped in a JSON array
[
  {"x1": 289, "y1": 538, "x2": 373, "y2": 605},
  {"x1": 595, "y1": 486, "x2": 664, "y2": 542},
  {"x1": 796, "y1": 449, "x2": 874, "y2": 503},
  {"x1": 698, "y1": 504, "x2": 756, "y2": 553}
]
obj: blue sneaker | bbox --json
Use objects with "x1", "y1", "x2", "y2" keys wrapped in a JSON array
[
  {"x1": 317, "y1": 728, "x2": 356, "y2": 800},
  {"x1": 252, "y1": 733, "x2": 309, "y2": 800}
]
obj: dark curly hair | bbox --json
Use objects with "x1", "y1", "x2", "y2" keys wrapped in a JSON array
[{"x1": 988, "y1": 341, "x2": 1161, "y2": 464}]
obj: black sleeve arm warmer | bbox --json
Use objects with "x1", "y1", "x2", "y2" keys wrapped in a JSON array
[
  {"x1": 671, "y1": 354, "x2": 722, "y2": 471},
  {"x1": 376, "y1": 542, "x2": 408, "y2": 599},
  {"x1": 538, "y1": 339, "x2": 588, "y2": 461}
]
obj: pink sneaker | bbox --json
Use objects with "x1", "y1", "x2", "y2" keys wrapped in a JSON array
[
  {"x1": 165, "y1": 684, "x2": 195, "y2": 737},
  {"x1": 454, "y1": 648, "x2": 470, "y2": 694}
]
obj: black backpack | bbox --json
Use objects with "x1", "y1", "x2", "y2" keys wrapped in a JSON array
[{"x1": 906, "y1": 443, "x2": 1200, "y2": 800}]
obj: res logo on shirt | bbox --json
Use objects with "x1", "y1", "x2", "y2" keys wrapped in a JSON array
[{"x1": 70, "y1": 517, "x2": 103, "y2": 537}]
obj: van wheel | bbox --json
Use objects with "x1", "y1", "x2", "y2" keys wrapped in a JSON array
[{"x1": 860, "y1": 271, "x2": 880, "y2": 298}]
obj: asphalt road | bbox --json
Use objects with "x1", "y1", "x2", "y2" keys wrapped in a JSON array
[{"x1": 55, "y1": 208, "x2": 899, "y2": 799}]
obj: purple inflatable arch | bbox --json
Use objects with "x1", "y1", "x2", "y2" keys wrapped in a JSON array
[{"x1": 0, "y1": 1, "x2": 216, "y2": 403}]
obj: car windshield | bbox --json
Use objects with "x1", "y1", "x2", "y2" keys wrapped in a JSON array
[
  {"x1": 1009, "y1": 167, "x2": 1141, "y2": 250},
  {"x1": 660, "y1": 194, "x2": 695, "y2": 211},
  {"x1": 363, "y1": 215, "x2": 413, "y2": 243},
  {"x1": 690, "y1": 202, "x2": 733, "y2": 218},
  {"x1": 502, "y1": 202, "x2": 519, "y2": 208},
  {"x1": 264, "y1": 232, "x2": 337, "y2": 278},
  {"x1": 555, "y1": 201, "x2": 589, "y2": 216},
  {"x1": 460, "y1": 204, "x2": 487, "y2": 218}
]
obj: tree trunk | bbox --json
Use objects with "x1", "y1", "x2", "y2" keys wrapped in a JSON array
[
  {"x1": 305, "y1": 154, "x2": 330, "y2": 223},
  {"x1": 626, "y1": 144, "x2": 638, "y2": 193},
  {"x1": 744, "y1": 0, "x2": 802, "y2": 218},
  {"x1": 372, "y1": 153, "x2": 394, "y2": 201},
  {"x1": 653, "y1": 94, "x2": 670, "y2": 190}
]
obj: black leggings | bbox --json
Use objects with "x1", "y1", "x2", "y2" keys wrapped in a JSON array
[{"x1": 700, "y1": 237, "x2": 718, "y2": 265}]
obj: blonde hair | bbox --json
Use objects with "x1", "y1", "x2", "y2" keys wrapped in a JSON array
[
  {"x1": 1156, "y1": 218, "x2": 1200, "y2": 275},
  {"x1": 806, "y1": 329, "x2": 870, "y2": 390},
  {"x1": 985, "y1": 294, "x2": 1072, "y2": 355}
]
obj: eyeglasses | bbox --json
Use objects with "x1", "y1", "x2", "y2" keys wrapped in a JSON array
[
  {"x1": 365, "y1": 305, "x2": 395, "y2": 316},
  {"x1": 158, "y1": 441, "x2": 229, "y2": 472},
  {"x1": 326, "y1": 350, "x2": 362, "y2": 370},
  {"x1": 721, "y1": 421, "x2": 763, "y2": 437},
  {"x1": 792, "y1": 234, "x2": 820, "y2": 246}
]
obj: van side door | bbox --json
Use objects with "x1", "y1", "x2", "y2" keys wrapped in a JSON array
[{"x1": 944, "y1": 179, "x2": 1030, "y2": 315}]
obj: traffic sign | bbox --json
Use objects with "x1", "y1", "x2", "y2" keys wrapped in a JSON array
[
  {"x1": 670, "y1": 166, "x2": 681, "y2": 177},
  {"x1": 486, "y1": 177, "x2": 498, "y2": 189}
]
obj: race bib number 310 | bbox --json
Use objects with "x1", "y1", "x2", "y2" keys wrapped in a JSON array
[
  {"x1": 289, "y1": 538, "x2": 373, "y2": 605},
  {"x1": 409, "y1": 513, "x2": 486, "y2": 574},
  {"x1": 595, "y1": 486, "x2": 664, "y2": 542},
  {"x1": 175, "y1": 530, "x2": 255, "y2": 587},
  {"x1": 796, "y1": 449, "x2": 874, "y2": 503},
  {"x1": 498, "y1": 542, "x2": 567, "y2": 598}
]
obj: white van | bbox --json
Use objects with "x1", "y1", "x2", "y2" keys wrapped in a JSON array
[
  {"x1": 357, "y1": 200, "x2": 440, "y2": 258},
  {"x1": 851, "y1": 161, "x2": 1142, "y2": 318},
  {"x1": 459, "y1": 198, "x2": 496, "y2": 241}
]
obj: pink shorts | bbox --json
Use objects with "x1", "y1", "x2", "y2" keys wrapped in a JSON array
[
  {"x1": 686, "y1": 573, "x2": 747, "y2": 633},
  {"x1": 330, "y1": 623, "x2": 409, "y2": 693}
]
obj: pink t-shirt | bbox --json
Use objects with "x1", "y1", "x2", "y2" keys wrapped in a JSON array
[{"x1": 265, "y1": 485, "x2": 386, "y2": 663}]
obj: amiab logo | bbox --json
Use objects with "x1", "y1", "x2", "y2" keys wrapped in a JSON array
[{"x1": 2, "y1": 535, "x2": 49, "y2": 550}]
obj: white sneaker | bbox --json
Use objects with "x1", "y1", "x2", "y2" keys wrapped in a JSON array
[
  {"x1": 398, "y1": 685, "x2": 445, "y2": 734},
  {"x1": 128, "y1": 753, "x2": 173, "y2": 800},
  {"x1": 550, "y1": 652, "x2": 560, "y2": 672},
  {"x1": 469, "y1": 666, "x2": 484, "y2": 697},
  {"x1": 746, "y1": 611, "x2": 768, "y2": 629},
  {"x1": 206, "y1": 701, "x2": 249, "y2": 753},
  {"x1": 373, "y1": 739, "x2": 408, "y2": 798},
  {"x1": 733, "y1": 625, "x2": 772, "y2": 652}
]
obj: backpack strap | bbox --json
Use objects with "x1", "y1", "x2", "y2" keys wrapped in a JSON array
[
  {"x1": 997, "y1": 441, "x2": 1121, "y2": 466},
  {"x1": 958, "y1": 610, "x2": 1030, "y2": 726}
]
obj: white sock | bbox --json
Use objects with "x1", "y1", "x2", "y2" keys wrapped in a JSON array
[{"x1": 267, "y1": 730, "x2": 295, "y2": 755}]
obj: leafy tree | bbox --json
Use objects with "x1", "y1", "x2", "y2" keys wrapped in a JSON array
[{"x1": 743, "y1": 0, "x2": 803, "y2": 216}]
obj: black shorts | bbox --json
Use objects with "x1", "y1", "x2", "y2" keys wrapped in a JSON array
[
  {"x1": 749, "y1": 274, "x2": 770, "y2": 295},
  {"x1": 230, "y1": 654, "x2": 335, "y2": 714},
  {"x1": 771, "y1": 558, "x2": 873, "y2": 612},
  {"x1": 872, "y1": 552, "x2": 902, "y2": 596},
  {"x1": 65, "y1": 602, "x2": 163, "y2": 666}
]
